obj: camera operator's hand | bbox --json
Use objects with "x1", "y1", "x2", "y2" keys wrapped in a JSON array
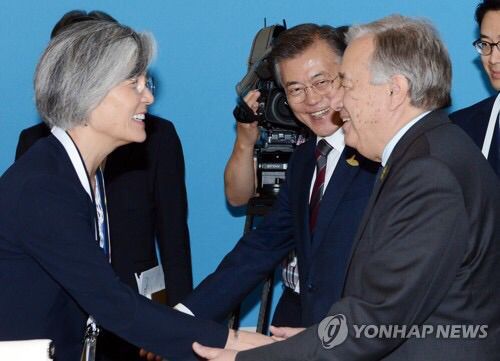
[
  {"x1": 224, "y1": 90, "x2": 261, "y2": 207},
  {"x1": 237, "y1": 90, "x2": 261, "y2": 147},
  {"x1": 243, "y1": 90, "x2": 261, "y2": 115}
]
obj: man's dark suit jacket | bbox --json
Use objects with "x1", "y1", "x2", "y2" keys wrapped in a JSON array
[
  {"x1": 15, "y1": 115, "x2": 193, "y2": 360},
  {"x1": 238, "y1": 111, "x2": 500, "y2": 361},
  {"x1": 0, "y1": 134, "x2": 227, "y2": 361},
  {"x1": 183, "y1": 136, "x2": 377, "y2": 327},
  {"x1": 449, "y1": 94, "x2": 499, "y2": 176}
]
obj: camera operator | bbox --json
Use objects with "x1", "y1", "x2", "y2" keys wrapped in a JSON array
[
  {"x1": 224, "y1": 87, "x2": 308, "y2": 328},
  {"x1": 180, "y1": 23, "x2": 378, "y2": 334},
  {"x1": 224, "y1": 90, "x2": 260, "y2": 207}
]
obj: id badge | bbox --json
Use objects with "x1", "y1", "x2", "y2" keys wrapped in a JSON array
[{"x1": 80, "y1": 323, "x2": 99, "y2": 361}]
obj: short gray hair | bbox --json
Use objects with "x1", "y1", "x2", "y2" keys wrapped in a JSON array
[
  {"x1": 346, "y1": 15, "x2": 451, "y2": 110},
  {"x1": 35, "y1": 20, "x2": 156, "y2": 130}
]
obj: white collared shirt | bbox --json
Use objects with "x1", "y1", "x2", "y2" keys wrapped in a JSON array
[
  {"x1": 51, "y1": 126, "x2": 92, "y2": 199},
  {"x1": 381, "y1": 111, "x2": 431, "y2": 167},
  {"x1": 51, "y1": 126, "x2": 109, "y2": 329},
  {"x1": 51, "y1": 126, "x2": 109, "y2": 252}
]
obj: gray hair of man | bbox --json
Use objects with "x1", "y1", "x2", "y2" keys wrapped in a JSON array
[
  {"x1": 346, "y1": 15, "x2": 451, "y2": 110},
  {"x1": 271, "y1": 24, "x2": 348, "y2": 87},
  {"x1": 35, "y1": 20, "x2": 156, "y2": 130}
]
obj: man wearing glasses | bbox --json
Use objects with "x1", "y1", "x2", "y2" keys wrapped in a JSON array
[
  {"x1": 450, "y1": 0, "x2": 500, "y2": 176},
  {"x1": 179, "y1": 24, "x2": 377, "y2": 333}
]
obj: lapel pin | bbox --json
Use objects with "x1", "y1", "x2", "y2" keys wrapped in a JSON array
[
  {"x1": 346, "y1": 155, "x2": 359, "y2": 167},
  {"x1": 380, "y1": 165, "x2": 389, "y2": 181}
]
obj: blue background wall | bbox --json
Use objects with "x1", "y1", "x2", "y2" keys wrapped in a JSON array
[{"x1": 0, "y1": 0, "x2": 495, "y2": 327}]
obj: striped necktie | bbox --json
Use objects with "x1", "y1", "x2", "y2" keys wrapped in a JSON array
[{"x1": 310, "y1": 139, "x2": 333, "y2": 232}]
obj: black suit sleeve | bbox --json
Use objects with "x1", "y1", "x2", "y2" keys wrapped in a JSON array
[
  {"x1": 154, "y1": 121, "x2": 193, "y2": 306},
  {"x1": 238, "y1": 158, "x2": 469, "y2": 361},
  {"x1": 182, "y1": 153, "x2": 298, "y2": 322},
  {"x1": 16, "y1": 175, "x2": 227, "y2": 361}
]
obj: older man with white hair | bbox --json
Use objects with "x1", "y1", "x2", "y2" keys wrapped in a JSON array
[{"x1": 194, "y1": 14, "x2": 500, "y2": 361}]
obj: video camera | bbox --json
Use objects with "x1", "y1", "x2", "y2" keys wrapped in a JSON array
[{"x1": 233, "y1": 21, "x2": 304, "y2": 197}]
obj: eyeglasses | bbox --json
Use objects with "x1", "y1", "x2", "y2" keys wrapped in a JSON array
[
  {"x1": 135, "y1": 76, "x2": 156, "y2": 96},
  {"x1": 285, "y1": 76, "x2": 341, "y2": 104},
  {"x1": 145, "y1": 76, "x2": 155, "y2": 96},
  {"x1": 473, "y1": 39, "x2": 500, "y2": 56}
]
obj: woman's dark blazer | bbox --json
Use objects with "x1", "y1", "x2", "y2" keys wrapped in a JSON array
[
  {"x1": 15, "y1": 114, "x2": 193, "y2": 306},
  {"x1": 0, "y1": 132, "x2": 226, "y2": 361}
]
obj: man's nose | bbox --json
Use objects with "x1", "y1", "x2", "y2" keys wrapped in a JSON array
[{"x1": 303, "y1": 86, "x2": 323, "y2": 105}]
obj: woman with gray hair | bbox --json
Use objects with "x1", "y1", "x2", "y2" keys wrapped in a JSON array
[{"x1": 0, "y1": 20, "x2": 269, "y2": 361}]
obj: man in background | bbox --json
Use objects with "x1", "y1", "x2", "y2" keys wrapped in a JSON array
[
  {"x1": 195, "y1": 14, "x2": 500, "y2": 361},
  {"x1": 179, "y1": 23, "x2": 377, "y2": 330},
  {"x1": 450, "y1": 0, "x2": 500, "y2": 176}
]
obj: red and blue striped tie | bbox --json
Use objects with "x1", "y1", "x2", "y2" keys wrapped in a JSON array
[{"x1": 310, "y1": 139, "x2": 333, "y2": 232}]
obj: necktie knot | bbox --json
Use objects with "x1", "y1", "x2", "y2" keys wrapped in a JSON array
[
  {"x1": 310, "y1": 139, "x2": 332, "y2": 232},
  {"x1": 316, "y1": 139, "x2": 333, "y2": 158}
]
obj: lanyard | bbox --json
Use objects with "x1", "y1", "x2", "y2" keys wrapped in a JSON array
[
  {"x1": 95, "y1": 169, "x2": 111, "y2": 262},
  {"x1": 51, "y1": 127, "x2": 111, "y2": 255},
  {"x1": 52, "y1": 128, "x2": 100, "y2": 243},
  {"x1": 482, "y1": 93, "x2": 500, "y2": 159},
  {"x1": 51, "y1": 127, "x2": 110, "y2": 359}
]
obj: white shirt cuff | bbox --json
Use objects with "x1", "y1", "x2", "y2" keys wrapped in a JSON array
[{"x1": 174, "y1": 303, "x2": 195, "y2": 316}]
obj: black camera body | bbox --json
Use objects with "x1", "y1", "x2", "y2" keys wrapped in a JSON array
[{"x1": 233, "y1": 22, "x2": 304, "y2": 198}]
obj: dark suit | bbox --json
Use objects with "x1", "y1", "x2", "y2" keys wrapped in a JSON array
[
  {"x1": 0, "y1": 135, "x2": 227, "y2": 361},
  {"x1": 238, "y1": 111, "x2": 500, "y2": 360},
  {"x1": 449, "y1": 94, "x2": 499, "y2": 176},
  {"x1": 183, "y1": 136, "x2": 377, "y2": 327},
  {"x1": 15, "y1": 115, "x2": 193, "y2": 360}
]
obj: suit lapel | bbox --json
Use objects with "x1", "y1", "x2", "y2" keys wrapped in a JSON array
[
  {"x1": 294, "y1": 139, "x2": 316, "y2": 263},
  {"x1": 342, "y1": 111, "x2": 451, "y2": 289},
  {"x1": 310, "y1": 147, "x2": 359, "y2": 255},
  {"x1": 490, "y1": 122, "x2": 499, "y2": 174}
]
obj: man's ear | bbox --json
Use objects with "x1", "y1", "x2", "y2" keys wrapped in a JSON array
[{"x1": 388, "y1": 74, "x2": 409, "y2": 110}]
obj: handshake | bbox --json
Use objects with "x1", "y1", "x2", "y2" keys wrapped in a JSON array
[
  {"x1": 140, "y1": 326, "x2": 305, "y2": 361},
  {"x1": 192, "y1": 326, "x2": 305, "y2": 361}
]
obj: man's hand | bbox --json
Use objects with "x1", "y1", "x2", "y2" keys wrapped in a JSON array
[
  {"x1": 224, "y1": 89, "x2": 262, "y2": 206},
  {"x1": 225, "y1": 329, "x2": 274, "y2": 350},
  {"x1": 269, "y1": 325, "x2": 306, "y2": 341},
  {"x1": 192, "y1": 342, "x2": 237, "y2": 361},
  {"x1": 235, "y1": 90, "x2": 261, "y2": 147},
  {"x1": 192, "y1": 329, "x2": 273, "y2": 360}
]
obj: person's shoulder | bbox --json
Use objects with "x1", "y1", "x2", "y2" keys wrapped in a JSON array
[
  {"x1": 144, "y1": 113, "x2": 180, "y2": 141},
  {"x1": 3, "y1": 137, "x2": 70, "y2": 193},
  {"x1": 19, "y1": 122, "x2": 51, "y2": 139},
  {"x1": 344, "y1": 146, "x2": 379, "y2": 176},
  {"x1": 146, "y1": 113, "x2": 174, "y2": 131},
  {"x1": 15, "y1": 136, "x2": 65, "y2": 172},
  {"x1": 449, "y1": 95, "x2": 497, "y2": 125},
  {"x1": 296, "y1": 135, "x2": 316, "y2": 149},
  {"x1": 290, "y1": 136, "x2": 315, "y2": 161}
]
